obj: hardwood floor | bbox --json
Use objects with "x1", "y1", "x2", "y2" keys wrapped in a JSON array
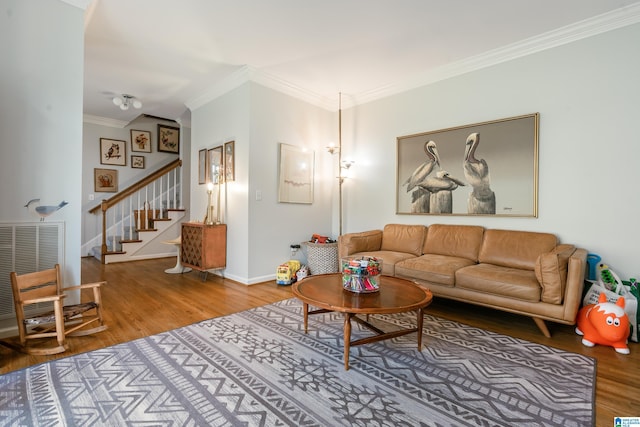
[{"x1": 1, "y1": 257, "x2": 638, "y2": 425}]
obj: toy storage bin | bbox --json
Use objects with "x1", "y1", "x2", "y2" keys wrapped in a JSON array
[
  {"x1": 341, "y1": 256, "x2": 382, "y2": 293},
  {"x1": 302, "y1": 242, "x2": 339, "y2": 274}
]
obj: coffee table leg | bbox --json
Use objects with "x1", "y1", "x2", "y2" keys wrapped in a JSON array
[
  {"x1": 417, "y1": 307, "x2": 424, "y2": 351},
  {"x1": 303, "y1": 302, "x2": 309, "y2": 333},
  {"x1": 344, "y1": 313, "x2": 352, "y2": 370}
]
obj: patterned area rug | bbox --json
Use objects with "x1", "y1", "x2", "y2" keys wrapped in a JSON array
[{"x1": 0, "y1": 298, "x2": 595, "y2": 426}]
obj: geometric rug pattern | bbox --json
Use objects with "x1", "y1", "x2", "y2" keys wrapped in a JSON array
[{"x1": 0, "y1": 298, "x2": 595, "y2": 426}]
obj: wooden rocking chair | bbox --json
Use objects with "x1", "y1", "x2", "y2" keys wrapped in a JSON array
[{"x1": 7, "y1": 264, "x2": 107, "y2": 355}]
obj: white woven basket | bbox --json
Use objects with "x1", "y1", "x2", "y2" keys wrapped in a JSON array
[{"x1": 303, "y1": 242, "x2": 339, "y2": 274}]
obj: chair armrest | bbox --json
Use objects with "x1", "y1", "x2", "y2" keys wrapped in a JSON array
[
  {"x1": 562, "y1": 248, "x2": 588, "y2": 323},
  {"x1": 23, "y1": 294, "x2": 66, "y2": 305},
  {"x1": 62, "y1": 281, "x2": 106, "y2": 292}
]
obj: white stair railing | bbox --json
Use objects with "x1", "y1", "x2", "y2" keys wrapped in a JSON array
[{"x1": 89, "y1": 159, "x2": 182, "y2": 262}]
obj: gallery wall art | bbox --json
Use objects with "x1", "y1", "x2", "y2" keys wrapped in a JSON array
[
  {"x1": 278, "y1": 143, "x2": 314, "y2": 204},
  {"x1": 396, "y1": 113, "x2": 539, "y2": 217}
]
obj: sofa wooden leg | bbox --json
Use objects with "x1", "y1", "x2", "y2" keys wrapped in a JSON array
[{"x1": 533, "y1": 317, "x2": 551, "y2": 338}]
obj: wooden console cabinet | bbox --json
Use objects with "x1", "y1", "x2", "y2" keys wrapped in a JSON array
[{"x1": 180, "y1": 222, "x2": 227, "y2": 271}]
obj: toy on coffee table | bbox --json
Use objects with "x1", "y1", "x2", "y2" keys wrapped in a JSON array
[{"x1": 576, "y1": 293, "x2": 630, "y2": 354}]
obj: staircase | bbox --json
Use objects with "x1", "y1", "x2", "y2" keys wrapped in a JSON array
[
  {"x1": 88, "y1": 159, "x2": 186, "y2": 264},
  {"x1": 91, "y1": 208, "x2": 186, "y2": 264}
]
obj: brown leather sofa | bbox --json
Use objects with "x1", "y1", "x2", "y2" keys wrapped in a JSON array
[{"x1": 338, "y1": 223, "x2": 587, "y2": 337}]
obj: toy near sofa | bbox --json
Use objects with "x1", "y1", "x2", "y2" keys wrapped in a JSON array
[{"x1": 576, "y1": 293, "x2": 630, "y2": 354}]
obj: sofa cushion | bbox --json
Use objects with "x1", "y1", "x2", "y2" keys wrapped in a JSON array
[
  {"x1": 349, "y1": 251, "x2": 416, "y2": 276},
  {"x1": 396, "y1": 254, "x2": 476, "y2": 286},
  {"x1": 456, "y1": 263, "x2": 541, "y2": 302},
  {"x1": 478, "y1": 229, "x2": 557, "y2": 270},
  {"x1": 380, "y1": 224, "x2": 427, "y2": 257},
  {"x1": 422, "y1": 224, "x2": 484, "y2": 261},
  {"x1": 534, "y1": 244, "x2": 576, "y2": 304}
]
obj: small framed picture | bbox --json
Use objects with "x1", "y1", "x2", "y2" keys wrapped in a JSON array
[
  {"x1": 158, "y1": 124, "x2": 180, "y2": 153},
  {"x1": 207, "y1": 146, "x2": 223, "y2": 184},
  {"x1": 94, "y1": 168, "x2": 118, "y2": 192},
  {"x1": 198, "y1": 148, "x2": 207, "y2": 184},
  {"x1": 224, "y1": 140, "x2": 235, "y2": 182},
  {"x1": 130, "y1": 130, "x2": 152, "y2": 153},
  {"x1": 100, "y1": 138, "x2": 126, "y2": 166},
  {"x1": 131, "y1": 155, "x2": 145, "y2": 169}
]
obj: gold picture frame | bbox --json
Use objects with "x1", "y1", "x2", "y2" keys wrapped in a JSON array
[{"x1": 396, "y1": 113, "x2": 539, "y2": 217}]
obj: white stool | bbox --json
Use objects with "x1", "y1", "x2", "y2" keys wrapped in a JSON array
[{"x1": 162, "y1": 236, "x2": 192, "y2": 274}]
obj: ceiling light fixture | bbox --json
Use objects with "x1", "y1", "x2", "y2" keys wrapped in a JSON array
[{"x1": 112, "y1": 94, "x2": 142, "y2": 111}]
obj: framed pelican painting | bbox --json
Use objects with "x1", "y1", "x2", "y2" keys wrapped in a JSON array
[{"x1": 396, "y1": 113, "x2": 539, "y2": 217}]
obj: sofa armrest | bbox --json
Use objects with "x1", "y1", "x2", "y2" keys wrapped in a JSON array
[
  {"x1": 562, "y1": 248, "x2": 588, "y2": 323},
  {"x1": 338, "y1": 230, "x2": 383, "y2": 259}
]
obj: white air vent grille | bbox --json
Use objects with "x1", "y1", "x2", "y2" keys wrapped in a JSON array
[{"x1": 0, "y1": 222, "x2": 64, "y2": 321}]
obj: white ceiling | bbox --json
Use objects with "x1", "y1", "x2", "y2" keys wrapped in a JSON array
[{"x1": 78, "y1": 0, "x2": 640, "y2": 125}]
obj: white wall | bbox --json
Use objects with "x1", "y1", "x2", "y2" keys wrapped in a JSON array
[
  {"x1": 342, "y1": 23, "x2": 640, "y2": 279},
  {"x1": 0, "y1": 0, "x2": 84, "y2": 284},
  {"x1": 247, "y1": 84, "x2": 335, "y2": 281},
  {"x1": 191, "y1": 85, "x2": 251, "y2": 282},
  {"x1": 191, "y1": 83, "x2": 334, "y2": 284}
]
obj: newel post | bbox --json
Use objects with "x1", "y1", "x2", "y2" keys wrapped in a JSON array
[{"x1": 100, "y1": 200, "x2": 108, "y2": 264}]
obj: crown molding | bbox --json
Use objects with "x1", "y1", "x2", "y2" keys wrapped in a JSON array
[
  {"x1": 356, "y1": 4, "x2": 640, "y2": 105},
  {"x1": 185, "y1": 66, "x2": 251, "y2": 111},
  {"x1": 249, "y1": 67, "x2": 337, "y2": 111},
  {"x1": 83, "y1": 114, "x2": 128, "y2": 128},
  {"x1": 186, "y1": 66, "x2": 336, "y2": 112}
]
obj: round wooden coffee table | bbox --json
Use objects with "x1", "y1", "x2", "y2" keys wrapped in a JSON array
[{"x1": 292, "y1": 273, "x2": 433, "y2": 370}]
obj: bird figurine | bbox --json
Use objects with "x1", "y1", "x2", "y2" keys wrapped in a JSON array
[{"x1": 25, "y1": 199, "x2": 69, "y2": 221}]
